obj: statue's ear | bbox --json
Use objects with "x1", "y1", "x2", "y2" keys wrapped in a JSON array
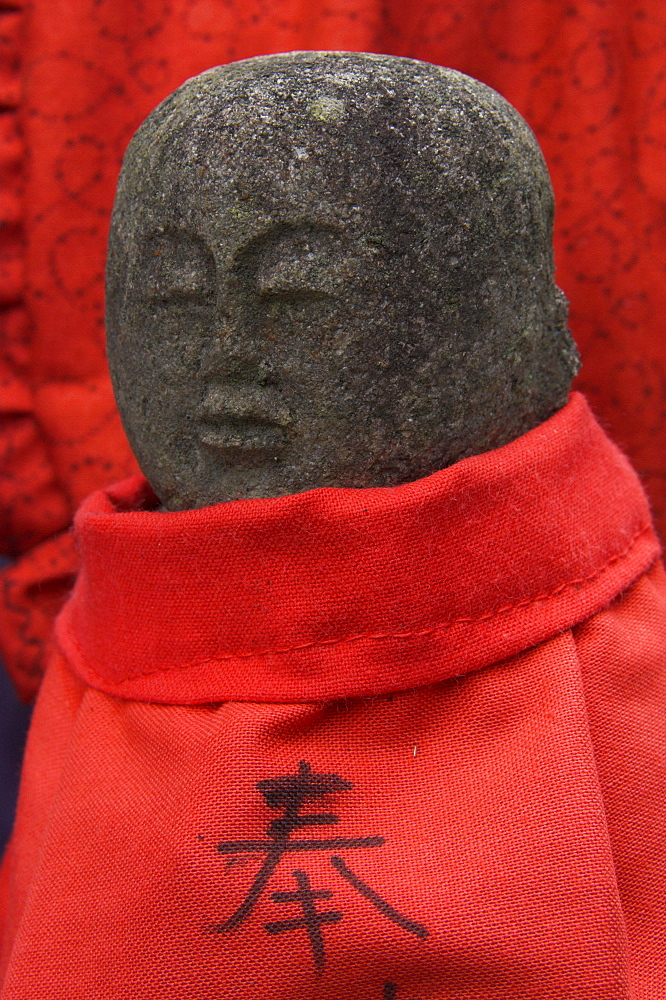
[
  {"x1": 550, "y1": 286, "x2": 581, "y2": 386},
  {"x1": 105, "y1": 220, "x2": 127, "y2": 353},
  {"x1": 554, "y1": 286, "x2": 570, "y2": 336}
]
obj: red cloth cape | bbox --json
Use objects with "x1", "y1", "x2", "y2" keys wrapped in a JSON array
[{"x1": 1, "y1": 393, "x2": 665, "y2": 998}]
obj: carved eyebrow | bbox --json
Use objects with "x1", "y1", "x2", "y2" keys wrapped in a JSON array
[
  {"x1": 231, "y1": 221, "x2": 344, "y2": 268},
  {"x1": 232, "y1": 223, "x2": 348, "y2": 299}
]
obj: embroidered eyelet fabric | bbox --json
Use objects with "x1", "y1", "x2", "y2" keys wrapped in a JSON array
[{"x1": 0, "y1": 394, "x2": 664, "y2": 998}]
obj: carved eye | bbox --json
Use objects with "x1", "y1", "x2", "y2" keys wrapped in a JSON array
[
  {"x1": 236, "y1": 225, "x2": 348, "y2": 301},
  {"x1": 136, "y1": 230, "x2": 215, "y2": 302}
]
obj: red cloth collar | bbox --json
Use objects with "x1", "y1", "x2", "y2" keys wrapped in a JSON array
[{"x1": 56, "y1": 393, "x2": 660, "y2": 704}]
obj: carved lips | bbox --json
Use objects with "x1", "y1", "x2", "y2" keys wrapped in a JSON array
[{"x1": 197, "y1": 384, "x2": 292, "y2": 453}]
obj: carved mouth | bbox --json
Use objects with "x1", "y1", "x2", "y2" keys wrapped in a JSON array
[
  {"x1": 198, "y1": 419, "x2": 289, "y2": 452},
  {"x1": 197, "y1": 385, "x2": 291, "y2": 453}
]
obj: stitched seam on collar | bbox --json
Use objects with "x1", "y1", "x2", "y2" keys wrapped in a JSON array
[{"x1": 63, "y1": 521, "x2": 658, "y2": 688}]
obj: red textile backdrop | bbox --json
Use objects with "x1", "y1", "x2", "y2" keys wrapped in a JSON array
[{"x1": 1, "y1": 0, "x2": 665, "y2": 700}]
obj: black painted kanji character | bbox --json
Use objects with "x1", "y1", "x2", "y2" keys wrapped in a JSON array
[
  {"x1": 383, "y1": 984, "x2": 419, "y2": 1000},
  {"x1": 265, "y1": 869, "x2": 342, "y2": 973},
  {"x1": 207, "y1": 761, "x2": 427, "y2": 973}
]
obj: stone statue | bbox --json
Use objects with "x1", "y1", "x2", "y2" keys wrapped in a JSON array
[
  {"x1": 106, "y1": 52, "x2": 579, "y2": 510},
  {"x1": 5, "y1": 55, "x2": 664, "y2": 999}
]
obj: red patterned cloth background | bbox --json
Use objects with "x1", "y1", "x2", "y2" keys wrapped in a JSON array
[{"x1": 1, "y1": 0, "x2": 665, "y2": 701}]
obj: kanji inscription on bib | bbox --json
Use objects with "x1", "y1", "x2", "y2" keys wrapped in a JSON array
[{"x1": 207, "y1": 761, "x2": 428, "y2": 973}]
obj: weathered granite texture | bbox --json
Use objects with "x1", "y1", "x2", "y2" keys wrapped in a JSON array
[{"x1": 106, "y1": 51, "x2": 579, "y2": 510}]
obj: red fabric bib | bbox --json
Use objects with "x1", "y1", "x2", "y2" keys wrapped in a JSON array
[{"x1": 1, "y1": 393, "x2": 665, "y2": 998}]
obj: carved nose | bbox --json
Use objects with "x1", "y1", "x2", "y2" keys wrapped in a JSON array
[{"x1": 201, "y1": 325, "x2": 271, "y2": 385}]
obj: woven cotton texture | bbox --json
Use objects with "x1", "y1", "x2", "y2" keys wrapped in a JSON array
[{"x1": 1, "y1": 394, "x2": 664, "y2": 999}]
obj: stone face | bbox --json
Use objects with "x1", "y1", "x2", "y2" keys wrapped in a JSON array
[{"x1": 106, "y1": 51, "x2": 579, "y2": 510}]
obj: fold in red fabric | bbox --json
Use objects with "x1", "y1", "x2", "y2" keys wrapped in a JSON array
[
  {"x1": 1, "y1": 392, "x2": 664, "y2": 998},
  {"x1": 59, "y1": 393, "x2": 658, "y2": 703}
]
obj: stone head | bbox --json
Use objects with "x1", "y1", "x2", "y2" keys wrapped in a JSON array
[{"x1": 106, "y1": 52, "x2": 578, "y2": 510}]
